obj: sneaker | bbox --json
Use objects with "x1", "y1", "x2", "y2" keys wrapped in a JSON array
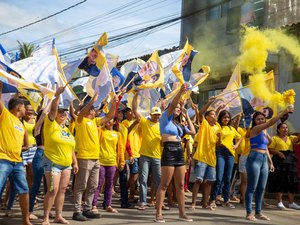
[
  {"x1": 224, "y1": 202, "x2": 235, "y2": 209},
  {"x1": 277, "y1": 202, "x2": 286, "y2": 209},
  {"x1": 72, "y1": 212, "x2": 87, "y2": 221},
  {"x1": 121, "y1": 203, "x2": 134, "y2": 209},
  {"x1": 83, "y1": 209, "x2": 101, "y2": 218},
  {"x1": 154, "y1": 215, "x2": 165, "y2": 223},
  {"x1": 289, "y1": 202, "x2": 300, "y2": 210}
]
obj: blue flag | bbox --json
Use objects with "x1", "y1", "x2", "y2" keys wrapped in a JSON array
[{"x1": 111, "y1": 67, "x2": 125, "y2": 92}]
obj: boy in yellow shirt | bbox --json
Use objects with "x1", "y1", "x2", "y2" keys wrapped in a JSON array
[{"x1": 0, "y1": 82, "x2": 31, "y2": 225}]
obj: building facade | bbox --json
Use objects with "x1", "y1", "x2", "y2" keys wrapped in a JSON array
[{"x1": 181, "y1": 0, "x2": 300, "y2": 131}]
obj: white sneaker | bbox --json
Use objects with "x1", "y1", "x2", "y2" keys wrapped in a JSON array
[
  {"x1": 277, "y1": 202, "x2": 286, "y2": 209},
  {"x1": 289, "y1": 202, "x2": 300, "y2": 210}
]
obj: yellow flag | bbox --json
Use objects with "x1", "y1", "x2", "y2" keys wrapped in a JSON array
[{"x1": 172, "y1": 39, "x2": 194, "y2": 84}]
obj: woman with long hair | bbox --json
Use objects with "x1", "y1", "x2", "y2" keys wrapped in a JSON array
[
  {"x1": 210, "y1": 110, "x2": 241, "y2": 208},
  {"x1": 245, "y1": 107, "x2": 292, "y2": 221},
  {"x1": 155, "y1": 84, "x2": 195, "y2": 222}
]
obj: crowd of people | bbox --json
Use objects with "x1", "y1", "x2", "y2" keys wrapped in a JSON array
[{"x1": 0, "y1": 81, "x2": 300, "y2": 225}]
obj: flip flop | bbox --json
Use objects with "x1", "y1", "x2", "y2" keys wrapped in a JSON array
[{"x1": 255, "y1": 214, "x2": 270, "y2": 221}]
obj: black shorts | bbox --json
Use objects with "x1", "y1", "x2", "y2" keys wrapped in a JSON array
[{"x1": 161, "y1": 142, "x2": 184, "y2": 167}]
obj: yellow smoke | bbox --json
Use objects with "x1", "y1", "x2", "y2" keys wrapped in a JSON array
[
  {"x1": 238, "y1": 27, "x2": 277, "y2": 74},
  {"x1": 239, "y1": 27, "x2": 299, "y2": 109}
]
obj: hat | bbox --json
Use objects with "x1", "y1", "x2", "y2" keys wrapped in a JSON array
[
  {"x1": 150, "y1": 107, "x2": 161, "y2": 115},
  {"x1": 58, "y1": 104, "x2": 68, "y2": 111}
]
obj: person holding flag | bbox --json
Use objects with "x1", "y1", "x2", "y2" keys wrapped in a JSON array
[
  {"x1": 42, "y1": 86, "x2": 78, "y2": 225},
  {"x1": 155, "y1": 84, "x2": 195, "y2": 223}
]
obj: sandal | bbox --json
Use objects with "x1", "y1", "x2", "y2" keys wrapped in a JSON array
[
  {"x1": 246, "y1": 214, "x2": 257, "y2": 221},
  {"x1": 202, "y1": 205, "x2": 215, "y2": 210},
  {"x1": 224, "y1": 202, "x2": 235, "y2": 209},
  {"x1": 209, "y1": 202, "x2": 217, "y2": 208},
  {"x1": 154, "y1": 214, "x2": 165, "y2": 223},
  {"x1": 53, "y1": 217, "x2": 70, "y2": 224},
  {"x1": 179, "y1": 214, "x2": 193, "y2": 222},
  {"x1": 255, "y1": 214, "x2": 270, "y2": 221},
  {"x1": 106, "y1": 206, "x2": 118, "y2": 213},
  {"x1": 162, "y1": 205, "x2": 170, "y2": 211},
  {"x1": 189, "y1": 205, "x2": 196, "y2": 210}
]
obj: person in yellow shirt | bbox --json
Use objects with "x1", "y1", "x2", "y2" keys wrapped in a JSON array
[
  {"x1": 132, "y1": 90, "x2": 162, "y2": 211},
  {"x1": 72, "y1": 93, "x2": 116, "y2": 221},
  {"x1": 22, "y1": 102, "x2": 37, "y2": 190},
  {"x1": 210, "y1": 110, "x2": 242, "y2": 208},
  {"x1": 121, "y1": 107, "x2": 140, "y2": 204},
  {"x1": 191, "y1": 97, "x2": 220, "y2": 210},
  {"x1": 268, "y1": 123, "x2": 300, "y2": 210},
  {"x1": 42, "y1": 87, "x2": 78, "y2": 225},
  {"x1": 92, "y1": 119, "x2": 124, "y2": 213},
  {"x1": 0, "y1": 82, "x2": 31, "y2": 225}
]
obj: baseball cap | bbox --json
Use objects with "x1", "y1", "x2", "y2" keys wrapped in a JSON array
[
  {"x1": 150, "y1": 107, "x2": 161, "y2": 115},
  {"x1": 58, "y1": 104, "x2": 68, "y2": 111}
]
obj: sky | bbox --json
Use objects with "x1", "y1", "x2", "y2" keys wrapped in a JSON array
[{"x1": 0, "y1": 0, "x2": 182, "y2": 62}]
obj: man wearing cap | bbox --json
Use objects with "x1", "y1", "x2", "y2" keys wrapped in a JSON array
[
  {"x1": 132, "y1": 90, "x2": 162, "y2": 210},
  {"x1": 72, "y1": 93, "x2": 117, "y2": 221},
  {"x1": 0, "y1": 82, "x2": 31, "y2": 225}
]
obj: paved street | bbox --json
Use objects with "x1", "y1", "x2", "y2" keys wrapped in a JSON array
[{"x1": 1, "y1": 191, "x2": 300, "y2": 225}]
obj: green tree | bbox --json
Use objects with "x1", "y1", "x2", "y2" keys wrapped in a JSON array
[{"x1": 17, "y1": 41, "x2": 35, "y2": 59}]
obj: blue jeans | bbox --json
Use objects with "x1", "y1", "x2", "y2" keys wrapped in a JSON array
[
  {"x1": 29, "y1": 148, "x2": 45, "y2": 212},
  {"x1": 0, "y1": 159, "x2": 29, "y2": 197},
  {"x1": 211, "y1": 147, "x2": 234, "y2": 202},
  {"x1": 245, "y1": 151, "x2": 269, "y2": 214},
  {"x1": 119, "y1": 166, "x2": 129, "y2": 207},
  {"x1": 138, "y1": 155, "x2": 161, "y2": 206}
]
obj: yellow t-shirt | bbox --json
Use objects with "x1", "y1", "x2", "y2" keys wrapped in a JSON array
[
  {"x1": 193, "y1": 116, "x2": 220, "y2": 167},
  {"x1": 268, "y1": 135, "x2": 299, "y2": 151},
  {"x1": 0, "y1": 105, "x2": 25, "y2": 162},
  {"x1": 125, "y1": 121, "x2": 141, "y2": 159},
  {"x1": 118, "y1": 123, "x2": 127, "y2": 160},
  {"x1": 75, "y1": 117, "x2": 101, "y2": 159},
  {"x1": 237, "y1": 127, "x2": 250, "y2": 157},
  {"x1": 99, "y1": 128, "x2": 122, "y2": 166},
  {"x1": 23, "y1": 120, "x2": 36, "y2": 146},
  {"x1": 44, "y1": 116, "x2": 75, "y2": 167},
  {"x1": 220, "y1": 126, "x2": 241, "y2": 156},
  {"x1": 183, "y1": 134, "x2": 194, "y2": 164},
  {"x1": 139, "y1": 117, "x2": 161, "y2": 159},
  {"x1": 68, "y1": 120, "x2": 76, "y2": 135}
]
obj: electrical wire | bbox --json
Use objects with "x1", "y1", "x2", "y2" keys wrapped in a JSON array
[{"x1": 0, "y1": 0, "x2": 88, "y2": 37}]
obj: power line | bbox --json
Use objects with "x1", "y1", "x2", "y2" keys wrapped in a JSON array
[{"x1": 0, "y1": 0, "x2": 88, "y2": 37}]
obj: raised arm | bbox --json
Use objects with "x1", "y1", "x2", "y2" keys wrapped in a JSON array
[
  {"x1": 34, "y1": 99, "x2": 52, "y2": 137},
  {"x1": 48, "y1": 86, "x2": 65, "y2": 121},
  {"x1": 181, "y1": 107, "x2": 195, "y2": 135},
  {"x1": 250, "y1": 107, "x2": 292, "y2": 137},
  {"x1": 132, "y1": 90, "x2": 142, "y2": 122},
  {"x1": 193, "y1": 96, "x2": 216, "y2": 123},
  {"x1": 167, "y1": 84, "x2": 187, "y2": 116},
  {"x1": 99, "y1": 94, "x2": 117, "y2": 125},
  {"x1": 77, "y1": 93, "x2": 98, "y2": 123}
]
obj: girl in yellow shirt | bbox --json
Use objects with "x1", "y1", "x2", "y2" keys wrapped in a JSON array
[
  {"x1": 92, "y1": 119, "x2": 124, "y2": 213},
  {"x1": 210, "y1": 110, "x2": 241, "y2": 208}
]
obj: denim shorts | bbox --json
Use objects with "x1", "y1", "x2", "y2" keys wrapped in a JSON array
[
  {"x1": 129, "y1": 158, "x2": 139, "y2": 174},
  {"x1": 43, "y1": 156, "x2": 72, "y2": 174},
  {"x1": 239, "y1": 155, "x2": 247, "y2": 173},
  {"x1": 0, "y1": 159, "x2": 29, "y2": 194},
  {"x1": 194, "y1": 161, "x2": 216, "y2": 182}
]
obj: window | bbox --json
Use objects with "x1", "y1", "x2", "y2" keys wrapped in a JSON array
[
  {"x1": 207, "y1": 0, "x2": 221, "y2": 20},
  {"x1": 290, "y1": 65, "x2": 300, "y2": 83}
]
